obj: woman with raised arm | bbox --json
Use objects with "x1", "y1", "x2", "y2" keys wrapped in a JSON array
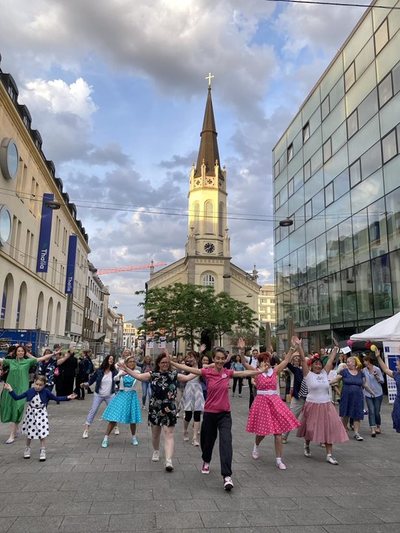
[
  {"x1": 375, "y1": 349, "x2": 400, "y2": 433},
  {"x1": 0, "y1": 345, "x2": 61, "y2": 444},
  {"x1": 171, "y1": 346, "x2": 264, "y2": 492},
  {"x1": 246, "y1": 340, "x2": 301, "y2": 470},
  {"x1": 297, "y1": 344, "x2": 348, "y2": 465},
  {"x1": 119, "y1": 351, "x2": 197, "y2": 472}
]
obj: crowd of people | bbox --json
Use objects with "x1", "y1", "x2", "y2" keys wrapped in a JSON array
[{"x1": 0, "y1": 337, "x2": 399, "y2": 491}]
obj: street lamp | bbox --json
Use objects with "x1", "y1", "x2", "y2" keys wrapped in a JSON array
[
  {"x1": 279, "y1": 218, "x2": 294, "y2": 227},
  {"x1": 44, "y1": 200, "x2": 61, "y2": 210}
]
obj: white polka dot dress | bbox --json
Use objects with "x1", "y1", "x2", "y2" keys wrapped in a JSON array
[
  {"x1": 246, "y1": 370, "x2": 300, "y2": 435},
  {"x1": 21, "y1": 393, "x2": 49, "y2": 440}
]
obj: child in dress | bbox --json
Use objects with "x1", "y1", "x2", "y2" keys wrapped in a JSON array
[
  {"x1": 3, "y1": 376, "x2": 76, "y2": 461},
  {"x1": 101, "y1": 356, "x2": 142, "y2": 448},
  {"x1": 246, "y1": 341, "x2": 301, "y2": 470}
]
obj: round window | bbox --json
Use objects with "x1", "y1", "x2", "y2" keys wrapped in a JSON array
[
  {"x1": 0, "y1": 205, "x2": 12, "y2": 246},
  {"x1": 0, "y1": 138, "x2": 19, "y2": 180}
]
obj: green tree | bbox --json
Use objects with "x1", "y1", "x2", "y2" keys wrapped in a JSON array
[{"x1": 137, "y1": 284, "x2": 257, "y2": 351}]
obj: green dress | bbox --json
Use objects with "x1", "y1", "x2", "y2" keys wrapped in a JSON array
[{"x1": 0, "y1": 358, "x2": 37, "y2": 423}]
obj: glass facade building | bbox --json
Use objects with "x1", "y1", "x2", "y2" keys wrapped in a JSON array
[{"x1": 273, "y1": 0, "x2": 400, "y2": 351}]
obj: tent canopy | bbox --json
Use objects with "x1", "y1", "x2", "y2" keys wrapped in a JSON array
[{"x1": 350, "y1": 312, "x2": 400, "y2": 342}]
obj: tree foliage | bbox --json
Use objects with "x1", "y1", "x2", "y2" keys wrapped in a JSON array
[{"x1": 137, "y1": 283, "x2": 257, "y2": 350}]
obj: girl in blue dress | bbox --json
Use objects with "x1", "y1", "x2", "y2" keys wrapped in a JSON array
[
  {"x1": 101, "y1": 356, "x2": 142, "y2": 448},
  {"x1": 376, "y1": 350, "x2": 400, "y2": 433}
]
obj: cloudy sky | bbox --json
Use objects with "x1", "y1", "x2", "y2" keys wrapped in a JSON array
[{"x1": 0, "y1": 0, "x2": 365, "y2": 319}]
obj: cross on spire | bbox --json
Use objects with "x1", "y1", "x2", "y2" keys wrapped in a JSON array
[{"x1": 205, "y1": 72, "x2": 214, "y2": 88}]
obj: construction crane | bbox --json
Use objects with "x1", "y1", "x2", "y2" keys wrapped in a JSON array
[{"x1": 97, "y1": 261, "x2": 167, "y2": 276}]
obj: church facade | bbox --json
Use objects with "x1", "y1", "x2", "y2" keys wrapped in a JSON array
[{"x1": 147, "y1": 84, "x2": 260, "y2": 349}]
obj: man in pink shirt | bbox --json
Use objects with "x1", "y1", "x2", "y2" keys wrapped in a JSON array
[{"x1": 171, "y1": 347, "x2": 262, "y2": 491}]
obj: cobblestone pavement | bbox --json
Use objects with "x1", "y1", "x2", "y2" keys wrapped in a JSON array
[{"x1": 0, "y1": 385, "x2": 399, "y2": 532}]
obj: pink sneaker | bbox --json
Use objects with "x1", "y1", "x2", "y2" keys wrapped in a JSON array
[
  {"x1": 201, "y1": 462, "x2": 210, "y2": 474},
  {"x1": 276, "y1": 460, "x2": 287, "y2": 470}
]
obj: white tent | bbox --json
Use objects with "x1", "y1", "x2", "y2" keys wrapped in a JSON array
[{"x1": 350, "y1": 312, "x2": 400, "y2": 342}]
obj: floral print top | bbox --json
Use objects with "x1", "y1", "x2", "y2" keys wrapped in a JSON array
[{"x1": 148, "y1": 370, "x2": 178, "y2": 427}]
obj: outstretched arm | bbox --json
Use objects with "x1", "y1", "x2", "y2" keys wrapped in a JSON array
[
  {"x1": 4, "y1": 384, "x2": 28, "y2": 401},
  {"x1": 56, "y1": 351, "x2": 72, "y2": 366},
  {"x1": 170, "y1": 361, "x2": 202, "y2": 376},
  {"x1": 324, "y1": 346, "x2": 339, "y2": 374},
  {"x1": 118, "y1": 362, "x2": 151, "y2": 382},
  {"x1": 36, "y1": 349, "x2": 62, "y2": 363},
  {"x1": 275, "y1": 337, "x2": 300, "y2": 374},
  {"x1": 177, "y1": 372, "x2": 198, "y2": 383},
  {"x1": 375, "y1": 350, "x2": 394, "y2": 378}
]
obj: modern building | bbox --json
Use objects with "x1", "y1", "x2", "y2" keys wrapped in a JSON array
[
  {"x1": 258, "y1": 283, "x2": 276, "y2": 328},
  {"x1": 82, "y1": 262, "x2": 109, "y2": 355},
  {"x1": 123, "y1": 321, "x2": 137, "y2": 350},
  {"x1": 0, "y1": 58, "x2": 90, "y2": 344},
  {"x1": 147, "y1": 82, "x2": 260, "y2": 350},
  {"x1": 273, "y1": 0, "x2": 400, "y2": 352}
]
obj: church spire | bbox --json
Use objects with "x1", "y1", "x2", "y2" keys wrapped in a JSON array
[{"x1": 194, "y1": 83, "x2": 222, "y2": 179}]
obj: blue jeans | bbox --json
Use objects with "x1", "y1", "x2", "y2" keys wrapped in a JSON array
[
  {"x1": 85, "y1": 393, "x2": 113, "y2": 425},
  {"x1": 142, "y1": 381, "x2": 152, "y2": 407},
  {"x1": 365, "y1": 395, "x2": 383, "y2": 428}
]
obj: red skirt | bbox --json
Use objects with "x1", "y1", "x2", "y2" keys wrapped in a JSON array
[{"x1": 297, "y1": 401, "x2": 349, "y2": 444}]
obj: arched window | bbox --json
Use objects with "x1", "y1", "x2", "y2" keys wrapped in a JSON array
[
  {"x1": 55, "y1": 302, "x2": 61, "y2": 335},
  {"x1": 1, "y1": 274, "x2": 14, "y2": 328},
  {"x1": 201, "y1": 272, "x2": 216, "y2": 288},
  {"x1": 16, "y1": 282, "x2": 27, "y2": 328},
  {"x1": 204, "y1": 200, "x2": 214, "y2": 234},
  {"x1": 218, "y1": 201, "x2": 225, "y2": 236},
  {"x1": 193, "y1": 202, "x2": 200, "y2": 233},
  {"x1": 36, "y1": 292, "x2": 44, "y2": 329},
  {"x1": 46, "y1": 297, "x2": 54, "y2": 332}
]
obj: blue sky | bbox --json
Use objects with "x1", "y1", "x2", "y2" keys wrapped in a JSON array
[{"x1": 0, "y1": 0, "x2": 365, "y2": 318}]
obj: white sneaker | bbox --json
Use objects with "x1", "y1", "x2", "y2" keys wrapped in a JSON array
[
  {"x1": 131, "y1": 436, "x2": 139, "y2": 446},
  {"x1": 183, "y1": 432, "x2": 189, "y2": 442},
  {"x1": 23, "y1": 447, "x2": 31, "y2": 459},
  {"x1": 304, "y1": 444, "x2": 311, "y2": 458},
  {"x1": 39, "y1": 448, "x2": 46, "y2": 462},
  {"x1": 276, "y1": 460, "x2": 287, "y2": 470},
  {"x1": 101, "y1": 437, "x2": 109, "y2": 448},
  {"x1": 114, "y1": 426, "x2": 120, "y2": 435},
  {"x1": 82, "y1": 429, "x2": 89, "y2": 439},
  {"x1": 252, "y1": 447, "x2": 259, "y2": 460},
  {"x1": 326, "y1": 454, "x2": 339, "y2": 465},
  {"x1": 192, "y1": 438, "x2": 200, "y2": 447},
  {"x1": 165, "y1": 458, "x2": 174, "y2": 472},
  {"x1": 223, "y1": 476, "x2": 234, "y2": 491},
  {"x1": 152, "y1": 450, "x2": 160, "y2": 462}
]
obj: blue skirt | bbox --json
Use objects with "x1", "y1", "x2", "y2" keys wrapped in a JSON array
[{"x1": 102, "y1": 390, "x2": 142, "y2": 424}]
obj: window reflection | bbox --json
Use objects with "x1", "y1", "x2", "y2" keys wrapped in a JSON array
[
  {"x1": 355, "y1": 262, "x2": 373, "y2": 319},
  {"x1": 372, "y1": 254, "x2": 392, "y2": 317}
]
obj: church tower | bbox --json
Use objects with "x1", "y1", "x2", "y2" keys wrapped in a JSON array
[{"x1": 185, "y1": 84, "x2": 231, "y2": 262}]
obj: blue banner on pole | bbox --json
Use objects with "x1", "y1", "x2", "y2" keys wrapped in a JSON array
[
  {"x1": 65, "y1": 234, "x2": 77, "y2": 294},
  {"x1": 36, "y1": 193, "x2": 55, "y2": 273}
]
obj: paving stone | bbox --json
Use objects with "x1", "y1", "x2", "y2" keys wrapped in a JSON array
[
  {"x1": 155, "y1": 511, "x2": 203, "y2": 529},
  {"x1": 108, "y1": 512, "x2": 156, "y2": 531},
  {"x1": 200, "y1": 511, "x2": 251, "y2": 528},
  {"x1": 59, "y1": 514, "x2": 110, "y2": 532},
  {"x1": 7, "y1": 516, "x2": 63, "y2": 533}
]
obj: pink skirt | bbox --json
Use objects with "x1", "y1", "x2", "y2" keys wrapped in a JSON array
[
  {"x1": 297, "y1": 401, "x2": 349, "y2": 444},
  {"x1": 246, "y1": 395, "x2": 300, "y2": 436}
]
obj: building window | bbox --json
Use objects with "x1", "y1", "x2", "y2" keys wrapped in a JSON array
[
  {"x1": 393, "y1": 62, "x2": 400, "y2": 95},
  {"x1": 375, "y1": 19, "x2": 389, "y2": 55},
  {"x1": 350, "y1": 159, "x2": 362, "y2": 188},
  {"x1": 378, "y1": 73, "x2": 393, "y2": 108},
  {"x1": 323, "y1": 138, "x2": 332, "y2": 163},
  {"x1": 202, "y1": 273, "x2": 215, "y2": 287},
  {"x1": 287, "y1": 143, "x2": 294, "y2": 163},
  {"x1": 304, "y1": 159, "x2": 311, "y2": 181},
  {"x1": 382, "y1": 129, "x2": 398, "y2": 164},
  {"x1": 302, "y1": 122, "x2": 310, "y2": 143},
  {"x1": 347, "y1": 109, "x2": 359, "y2": 138},
  {"x1": 321, "y1": 96, "x2": 330, "y2": 120},
  {"x1": 325, "y1": 183, "x2": 334, "y2": 206},
  {"x1": 288, "y1": 178, "x2": 294, "y2": 197},
  {"x1": 345, "y1": 62, "x2": 356, "y2": 92},
  {"x1": 274, "y1": 160, "x2": 280, "y2": 178},
  {"x1": 305, "y1": 200, "x2": 312, "y2": 221}
]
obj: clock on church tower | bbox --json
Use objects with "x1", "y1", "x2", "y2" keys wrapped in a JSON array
[{"x1": 204, "y1": 242, "x2": 215, "y2": 254}]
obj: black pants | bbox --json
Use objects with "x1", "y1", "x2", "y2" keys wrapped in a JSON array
[
  {"x1": 248, "y1": 378, "x2": 254, "y2": 408},
  {"x1": 232, "y1": 377, "x2": 243, "y2": 395},
  {"x1": 200, "y1": 411, "x2": 232, "y2": 477},
  {"x1": 75, "y1": 375, "x2": 86, "y2": 399}
]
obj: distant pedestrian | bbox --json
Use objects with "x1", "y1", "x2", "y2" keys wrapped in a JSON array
[
  {"x1": 101, "y1": 356, "x2": 142, "y2": 448},
  {"x1": 75, "y1": 350, "x2": 94, "y2": 399},
  {"x1": 3, "y1": 376, "x2": 76, "y2": 461},
  {"x1": 375, "y1": 350, "x2": 400, "y2": 433},
  {"x1": 138, "y1": 355, "x2": 153, "y2": 409},
  {"x1": 56, "y1": 344, "x2": 78, "y2": 396},
  {"x1": 282, "y1": 352, "x2": 304, "y2": 443},
  {"x1": 37, "y1": 348, "x2": 72, "y2": 392},
  {"x1": 181, "y1": 350, "x2": 204, "y2": 446},
  {"x1": 231, "y1": 356, "x2": 244, "y2": 397}
]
